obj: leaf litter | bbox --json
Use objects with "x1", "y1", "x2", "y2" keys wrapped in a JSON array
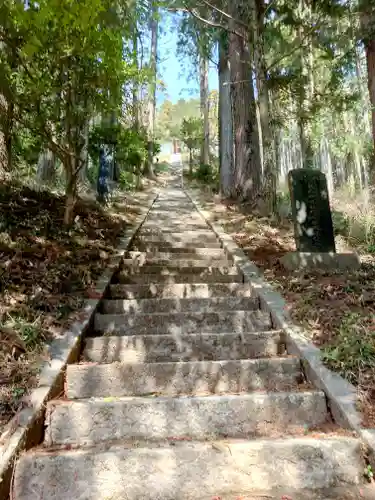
[
  {"x1": 194, "y1": 189, "x2": 375, "y2": 428},
  {"x1": 0, "y1": 179, "x2": 146, "y2": 434}
]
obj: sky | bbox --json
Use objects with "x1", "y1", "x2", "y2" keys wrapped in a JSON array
[{"x1": 156, "y1": 12, "x2": 218, "y2": 106}]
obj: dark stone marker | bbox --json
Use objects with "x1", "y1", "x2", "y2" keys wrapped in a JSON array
[{"x1": 288, "y1": 169, "x2": 336, "y2": 253}]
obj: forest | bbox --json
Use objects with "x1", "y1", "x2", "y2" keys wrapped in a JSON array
[{"x1": 0, "y1": 0, "x2": 375, "y2": 434}]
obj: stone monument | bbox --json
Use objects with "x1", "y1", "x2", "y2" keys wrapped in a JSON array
[
  {"x1": 288, "y1": 169, "x2": 336, "y2": 253},
  {"x1": 280, "y1": 169, "x2": 360, "y2": 271}
]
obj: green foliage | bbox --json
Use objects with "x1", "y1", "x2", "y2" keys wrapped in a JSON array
[
  {"x1": 89, "y1": 124, "x2": 147, "y2": 170},
  {"x1": 322, "y1": 312, "x2": 375, "y2": 387},
  {"x1": 180, "y1": 117, "x2": 203, "y2": 151},
  {"x1": 191, "y1": 162, "x2": 219, "y2": 193},
  {"x1": 195, "y1": 163, "x2": 213, "y2": 183},
  {"x1": 88, "y1": 122, "x2": 161, "y2": 191},
  {"x1": 0, "y1": 0, "x2": 144, "y2": 222}
]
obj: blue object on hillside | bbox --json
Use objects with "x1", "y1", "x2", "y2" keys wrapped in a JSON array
[{"x1": 97, "y1": 147, "x2": 110, "y2": 197}]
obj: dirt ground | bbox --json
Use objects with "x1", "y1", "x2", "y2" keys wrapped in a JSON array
[{"x1": 0, "y1": 177, "x2": 160, "y2": 435}]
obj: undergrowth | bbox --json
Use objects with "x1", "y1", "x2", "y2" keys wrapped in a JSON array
[{"x1": 0, "y1": 179, "x2": 138, "y2": 431}]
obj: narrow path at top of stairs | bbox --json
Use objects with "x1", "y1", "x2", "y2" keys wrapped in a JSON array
[{"x1": 12, "y1": 171, "x2": 371, "y2": 499}]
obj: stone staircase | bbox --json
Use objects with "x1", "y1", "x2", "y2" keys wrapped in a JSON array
[{"x1": 13, "y1": 177, "x2": 369, "y2": 499}]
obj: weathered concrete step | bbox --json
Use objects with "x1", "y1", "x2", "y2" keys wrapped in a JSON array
[
  {"x1": 125, "y1": 256, "x2": 232, "y2": 267},
  {"x1": 143, "y1": 215, "x2": 206, "y2": 223},
  {"x1": 137, "y1": 237, "x2": 221, "y2": 248},
  {"x1": 183, "y1": 486, "x2": 375, "y2": 500},
  {"x1": 118, "y1": 264, "x2": 239, "y2": 276},
  {"x1": 132, "y1": 241, "x2": 222, "y2": 251},
  {"x1": 137, "y1": 235, "x2": 220, "y2": 245},
  {"x1": 83, "y1": 331, "x2": 284, "y2": 363},
  {"x1": 149, "y1": 201, "x2": 195, "y2": 206},
  {"x1": 109, "y1": 282, "x2": 254, "y2": 299},
  {"x1": 127, "y1": 249, "x2": 228, "y2": 260},
  {"x1": 150, "y1": 206, "x2": 196, "y2": 213},
  {"x1": 144, "y1": 216, "x2": 204, "y2": 224},
  {"x1": 66, "y1": 358, "x2": 302, "y2": 398},
  {"x1": 13, "y1": 437, "x2": 363, "y2": 498},
  {"x1": 94, "y1": 310, "x2": 272, "y2": 335},
  {"x1": 101, "y1": 296, "x2": 259, "y2": 314},
  {"x1": 138, "y1": 229, "x2": 217, "y2": 239},
  {"x1": 115, "y1": 272, "x2": 243, "y2": 285},
  {"x1": 45, "y1": 391, "x2": 328, "y2": 447},
  {"x1": 140, "y1": 225, "x2": 210, "y2": 233}
]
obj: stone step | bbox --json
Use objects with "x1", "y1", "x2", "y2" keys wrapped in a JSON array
[
  {"x1": 101, "y1": 296, "x2": 259, "y2": 314},
  {"x1": 117, "y1": 264, "x2": 239, "y2": 276},
  {"x1": 66, "y1": 358, "x2": 302, "y2": 399},
  {"x1": 127, "y1": 249, "x2": 228, "y2": 260},
  {"x1": 136, "y1": 236, "x2": 221, "y2": 247},
  {"x1": 115, "y1": 272, "x2": 243, "y2": 285},
  {"x1": 152, "y1": 194, "x2": 188, "y2": 202},
  {"x1": 132, "y1": 241, "x2": 222, "y2": 251},
  {"x1": 143, "y1": 216, "x2": 207, "y2": 223},
  {"x1": 45, "y1": 391, "x2": 328, "y2": 447},
  {"x1": 140, "y1": 224, "x2": 210, "y2": 233},
  {"x1": 94, "y1": 310, "x2": 272, "y2": 335},
  {"x1": 125, "y1": 255, "x2": 232, "y2": 267},
  {"x1": 144, "y1": 216, "x2": 205, "y2": 224},
  {"x1": 13, "y1": 437, "x2": 363, "y2": 498},
  {"x1": 109, "y1": 282, "x2": 254, "y2": 299},
  {"x1": 83, "y1": 331, "x2": 284, "y2": 363},
  {"x1": 138, "y1": 229, "x2": 218, "y2": 238},
  {"x1": 150, "y1": 206, "x2": 196, "y2": 213}
]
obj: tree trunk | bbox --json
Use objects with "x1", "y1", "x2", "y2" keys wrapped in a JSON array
[
  {"x1": 37, "y1": 149, "x2": 56, "y2": 184},
  {"x1": 79, "y1": 120, "x2": 90, "y2": 183},
  {"x1": 0, "y1": 93, "x2": 12, "y2": 172},
  {"x1": 145, "y1": 2, "x2": 158, "y2": 178},
  {"x1": 199, "y1": 54, "x2": 210, "y2": 166},
  {"x1": 64, "y1": 158, "x2": 78, "y2": 226},
  {"x1": 218, "y1": 31, "x2": 234, "y2": 197},
  {"x1": 189, "y1": 148, "x2": 193, "y2": 176},
  {"x1": 365, "y1": 39, "x2": 375, "y2": 176},
  {"x1": 228, "y1": 10, "x2": 262, "y2": 200},
  {"x1": 133, "y1": 29, "x2": 140, "y2": 130},
  {"x1": 253, "y1": 0, "x2": 276, "y2": 213},
  {"x1": 297, "y1": 0, "x2": 314, "y2": 169}
]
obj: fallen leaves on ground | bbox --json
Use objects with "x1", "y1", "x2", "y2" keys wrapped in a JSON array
[
  {"x1": 194, "y1": 188, "x2": 375, "y2": 427},
  {"x1": 0, "y1": 180, "x2": 144, "y2": 433}
]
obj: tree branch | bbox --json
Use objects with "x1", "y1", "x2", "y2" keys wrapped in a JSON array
[
  {"x1": 181, "y1": 3, "x2": 245, "y2": 39},
  {"x1": 267, "y1": 15, "x2": 326, "y2": 72}
]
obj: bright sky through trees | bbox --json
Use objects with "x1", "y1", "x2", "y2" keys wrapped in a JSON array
[{"x1": 156, "y1": 11, "x2": 218, "y2": 105}]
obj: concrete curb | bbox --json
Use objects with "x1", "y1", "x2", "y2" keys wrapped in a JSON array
[
  {"x1": 185, "y1": 187, "x2": 375, "y2": 468},
  {"x1": 0, "y1": 190, "x2": 158, "y2": 499}
]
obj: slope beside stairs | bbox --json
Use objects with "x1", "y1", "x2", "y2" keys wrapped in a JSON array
[{"x1": 12, "y1": 176, "x2": 369, "y2": 499}]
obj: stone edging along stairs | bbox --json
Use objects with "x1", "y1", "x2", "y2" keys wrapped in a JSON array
[{"x1": 11, "y1": 173, "x2": 374, "y2": 499}]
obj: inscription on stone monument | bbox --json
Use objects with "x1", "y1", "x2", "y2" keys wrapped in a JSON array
[{"x1": 288, "y1": 169, "x2": 336, "y2": 253}]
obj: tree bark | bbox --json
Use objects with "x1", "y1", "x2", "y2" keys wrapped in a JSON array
[
  {"x1": 0, "y1": 93, "x2": 12, "y2": 172},
  {"x1": 37, "y1": 149, "x2": 56, "y2": 184},
  {"x1": 253, "y1": 0, "x2": 276, "y2": 212},
  {"x1": 64, "y1": 156, "x2": 78, "y2": 226},
  {"x1": 218, "y1": 31, "x2": 234, "y2": 197},
  {"x1": 228, "y1": 9, "x2": 262, "y2": 201},
  {"x1": 145, "y1": 2, "x2": 158, "y2": 178},
  {"x1": 297, "y1": 0, "x2": 314, "y2": 169},
  {"x1": 199, "y1": 54, "x2": 210, "y2": 166},
  {"x1": 365, "y1": 40, "x2": 375, "y2": 168},
  {"x1": 79, "y1": 120, "x2": 90, "y2": 183},
  {"x1": 133, "y1": 29, "x2": 140, "y2": 130}
]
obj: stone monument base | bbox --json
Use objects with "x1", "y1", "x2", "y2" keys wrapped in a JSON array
[{"x1": 280, "y1": 252, "x2": 361, "y2": 272}]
